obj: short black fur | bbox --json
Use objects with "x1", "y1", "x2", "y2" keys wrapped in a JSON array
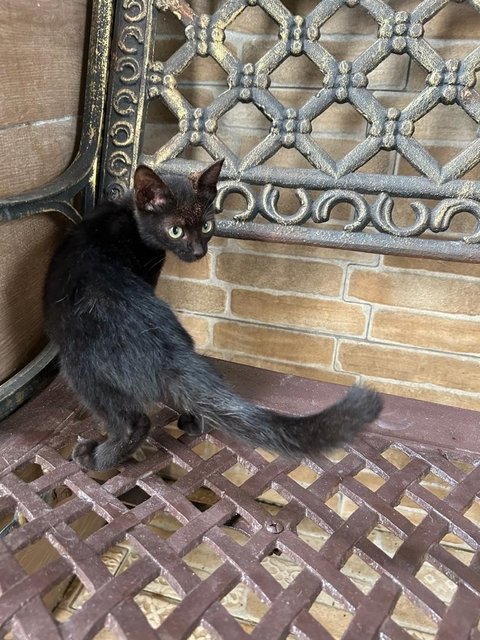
[{"x1": 44, "y1": 160, "x2": 382, "y2": 471}]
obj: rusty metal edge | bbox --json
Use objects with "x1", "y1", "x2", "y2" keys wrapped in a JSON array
[
  {"x1": 215, "y1": 220, "x2": 480, "y2": 262},
  {"x1": 0, "y1": 344, "x2": 59, "y2": 422}
]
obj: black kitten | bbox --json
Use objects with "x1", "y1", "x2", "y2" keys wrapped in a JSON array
[{"x1": 43, "y1": 160, "x2": 382, "y2": 471}]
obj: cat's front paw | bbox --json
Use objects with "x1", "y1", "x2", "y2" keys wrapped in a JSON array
[
  {"x1": 72, "y1": 437, "x2": 99, "y2": 470},
  {"x1": 177, "y1": 413, "x2": 206, "y2": 435}
]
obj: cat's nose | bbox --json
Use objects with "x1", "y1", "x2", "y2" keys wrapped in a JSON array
[{"x1": 192, "y1": 244, "x2": 206, "y2": 259}]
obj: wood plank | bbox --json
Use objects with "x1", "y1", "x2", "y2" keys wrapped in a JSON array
[
  {"x1": 0, "y1": 213, "x2": 71, "y2": 383},
  {"x1": 0, "y1": 0, "x2": 88, "y2": 127},
  {"x1": 0, "y1": 117, "x2": 79, "y2": 198}
]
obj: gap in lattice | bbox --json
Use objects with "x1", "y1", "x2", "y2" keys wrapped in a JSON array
[
  {"x1": 270, "y1": 54, "x2": 323, "y2": 92},
  {"x1": 326, "y1": 490, "x2": 359, "y2": 520},
  {"x1": 147, "y1": 509, "x2": 184, "y2": 540},
  {"x1": 187, "y1": 485, "x2": 221, "y2": 511},
  {"x1": 257, "y1": 487, "x2": 289, "y2": 507},
  {"x1": 288, "y1": 463, "x2": 320, "y2": 488},
  {"x1": 221, "y1": 580, "x2": 270, "y2": 628},
  {"x1": 222, "y1": 524, "x2": 251, "y2": 546},
  {"x1": 367, "y1": 527, "x2": 404, "y2": 559},
  {"x1": 157, "y1": 461, "x2": 189, "y2": 482},
  {"x1": 439, "y1": 531, "x2": 475, "y2": 566},
  {"x1": 414, "y1": 103, "x2": 478, "y2": 148},
  {"x1": 192, "y1": 439, "x2": 224, "y2": 461},
  {"x1": 223, "y1": 462, "x2": 255, "y2": 487},
  {"x1": 118, "y1": 486, "x2": 151, "y2": 508},
  {"x1": 353, "y1": 468, "x2": 386, "y2": 492},
  {"x1": 13, "y1": 462, "x2": 44, "y2": 483},
  {"x1": 391, "y1": 593, "x2": 438, "y2": 636},
  {"x1": 418, "y1": 470, "x2": 454, "y2": 499},
  {"x1": 463, "y1": 498, "x2": 480, "y2": 527},
  {"x1": 260, "y1": 549, "x2": 303, "y2": 589},
  {"x1": 134, "y1": 592, "x2": 177, "y2": 630},
  {"x1": 340, "y1": 551, "x2": 381, "y2": 595},
  {"x1": 380, "y1": 446, "x2": 411, "y2": 470},
  {"x1": 68, "y1": 510, "x2": 108, "y2": 540},
  {"x1": 320, "y1": 2, "x2": 379, "y2": 41},
  {"x1": 416, "y1": 560, "x2": 457, "y2": 605},
  {"x1": 297, "y1": 515, "x2": 329, "y2": 552},
  {"x1": 309, "y1": 588, "x2": 354, "y2": 640},
  {"x1": 217, "y1": 102, "x2": 271, "y2": 156},
  {"x1": 182, "y1": 540, "x2": 225, "y2": 580},
  {"x1": 394, "y1": 494, "x2": 428, "y2": 526}
]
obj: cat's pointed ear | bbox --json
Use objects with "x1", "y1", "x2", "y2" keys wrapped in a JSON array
[
  {"x1": 192, "y1": 159, "x2": 224, "y2": 196},
  {"x1": 134, "y1": 165, "x2": 173, "y2": 212}
]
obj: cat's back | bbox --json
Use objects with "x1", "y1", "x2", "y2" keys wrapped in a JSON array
[{"x1": 43, "y1": 202, "x2": 149, "y2": 338}]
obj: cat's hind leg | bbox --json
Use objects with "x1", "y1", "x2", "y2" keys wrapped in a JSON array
[{"x1": 72, "y1": 401, "x2": 151, "y2": 471}]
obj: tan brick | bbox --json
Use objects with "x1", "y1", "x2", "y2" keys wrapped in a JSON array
[
  {"x1": 383, "y1": 256, "x2": 480, "y2": 280},
  {"x1": 374, "y1": 92, "x2": 478, "y2": 142},
  {"x1": 221, "y1": 4, "x2": 280, "y2": 34},
  {"x1": 423, "y1": 1, "x2": 480, "y2": 39},
  {"x1": 348, "y1": 268, "x2": 480, "y2": 315},
  {"x1": 155, "y1": 280, "x2": 226, "y2": 313},
  {"x1": 337, "y1": 341, "x2": 480, "y2": 393},
  {"x1": 218, "y1": 100, "x2": 273, "y2": 131},
  {"x1": 280, "y1": 91, "x2": 367, "y2": 137},
  {"x1": 371, "y1": 309, "x2": 480, "y2": 355},
  {"x1": 246, "y1": 37, "x2": 409, "y2": 91},
  {"x1": 396, "y1": 143, "x2": 480, "y2": 185},
  {"x1": 216, "y1": 253, "x2": 344, "y2": 296},
  {"x1": 147, "y1": 88, "x2": 216, "y2": 126},
  {"x1": 233, "y1": 240, "x2": 379, "y2": 264},
  {"x1": 0, "y1": 0, "x2": 88, "y2": 127},
  {"x1": 408, "y1": 42, "x2": 478, "y2": 91},
  {"x1": 231, "y1": 289, "x2": 368, "y2": 336},
  {"x1": 153, "y1": 38, "x2": 235, "y2": 82},
  {"x1": 320, "y1": 4, "x2": 387, "y2": 35},
  {"x1": 177, "y1": 313, "x2": 210, "y2": 348},
  {"x1": 209, "y1": 236, "x2": 229, "y2": 249},
  {"x1": 206, "y1": 349, "x2": 357, "y2": 386},
  {"x1": 213, "y1": 320, "x2": 335, "y2": 366},
  {"x1": 162, "y1": 253, "x2": 212, "y2": 280},
  {"x1": 361, "y1": 379, "x2": 480, "y2": 412}
]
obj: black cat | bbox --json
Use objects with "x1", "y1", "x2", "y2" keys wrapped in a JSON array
[{"x1": 43, "y1": 160, "x2": 382, "y2": 471}]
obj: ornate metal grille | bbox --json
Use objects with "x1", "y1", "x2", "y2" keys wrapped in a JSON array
[
  {"x1": 100, "y1": 0, "x2": 480, "y2": 261},
  {"x1": 1, "y1": 370, "x2": 480, "y2": 639}
]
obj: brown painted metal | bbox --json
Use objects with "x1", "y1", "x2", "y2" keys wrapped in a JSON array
[{"x1": 1, "y1": 363, "x2": 480, "y2": 638}]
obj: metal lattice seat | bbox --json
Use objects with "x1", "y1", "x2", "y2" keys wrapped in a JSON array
[
  {"x1": 1, "y1": 0, "x2": 480, "y2": 637},
  {"x1": 2, "y1": 362, "x2": 480, "y2": 638}
]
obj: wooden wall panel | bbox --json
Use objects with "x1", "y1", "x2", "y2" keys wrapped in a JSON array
[{"x1": 1, "y1": 0, "x2": 89, "y2": 383}]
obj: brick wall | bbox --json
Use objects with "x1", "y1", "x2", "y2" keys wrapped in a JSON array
[
  {"x1": 153, "y1": 1, "x2": 480, "y2": 411},
  {"x1": 0, "y1": 0, "x2": 88, "y2": 383}
]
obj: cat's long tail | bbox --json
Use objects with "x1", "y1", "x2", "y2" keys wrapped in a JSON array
[{"x1": 171, "y1": 355, "x2": 382, "y2": 457}]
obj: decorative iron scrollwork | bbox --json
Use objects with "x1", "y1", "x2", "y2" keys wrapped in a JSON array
[{"x1": 98, "y1": 0, "x2": 480, "y2": 252}]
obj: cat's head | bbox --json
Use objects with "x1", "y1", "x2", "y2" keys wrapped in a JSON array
[{"x1": 133, "y1": 159, "x2": 224, "y2": 262}]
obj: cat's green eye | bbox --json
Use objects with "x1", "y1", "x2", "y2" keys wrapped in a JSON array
[
  {"x1": 202, "y1": 221, "x2": 213, "y2": 234},
  {"x1": 168, "y1": 225, "x2": 184, "y2": 239}
]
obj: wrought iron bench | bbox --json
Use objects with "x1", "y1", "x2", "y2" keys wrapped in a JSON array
[{"x1": 1, "y1": 0, "x2": 480, "y2": 637}]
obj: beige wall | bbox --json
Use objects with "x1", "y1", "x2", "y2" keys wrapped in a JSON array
[
  {"x1": 0, "y1": 0, "x2": 88, "y2": 383},
  {"x1": 154, "y1": 1, "x2": 480, "y2": 412}
]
